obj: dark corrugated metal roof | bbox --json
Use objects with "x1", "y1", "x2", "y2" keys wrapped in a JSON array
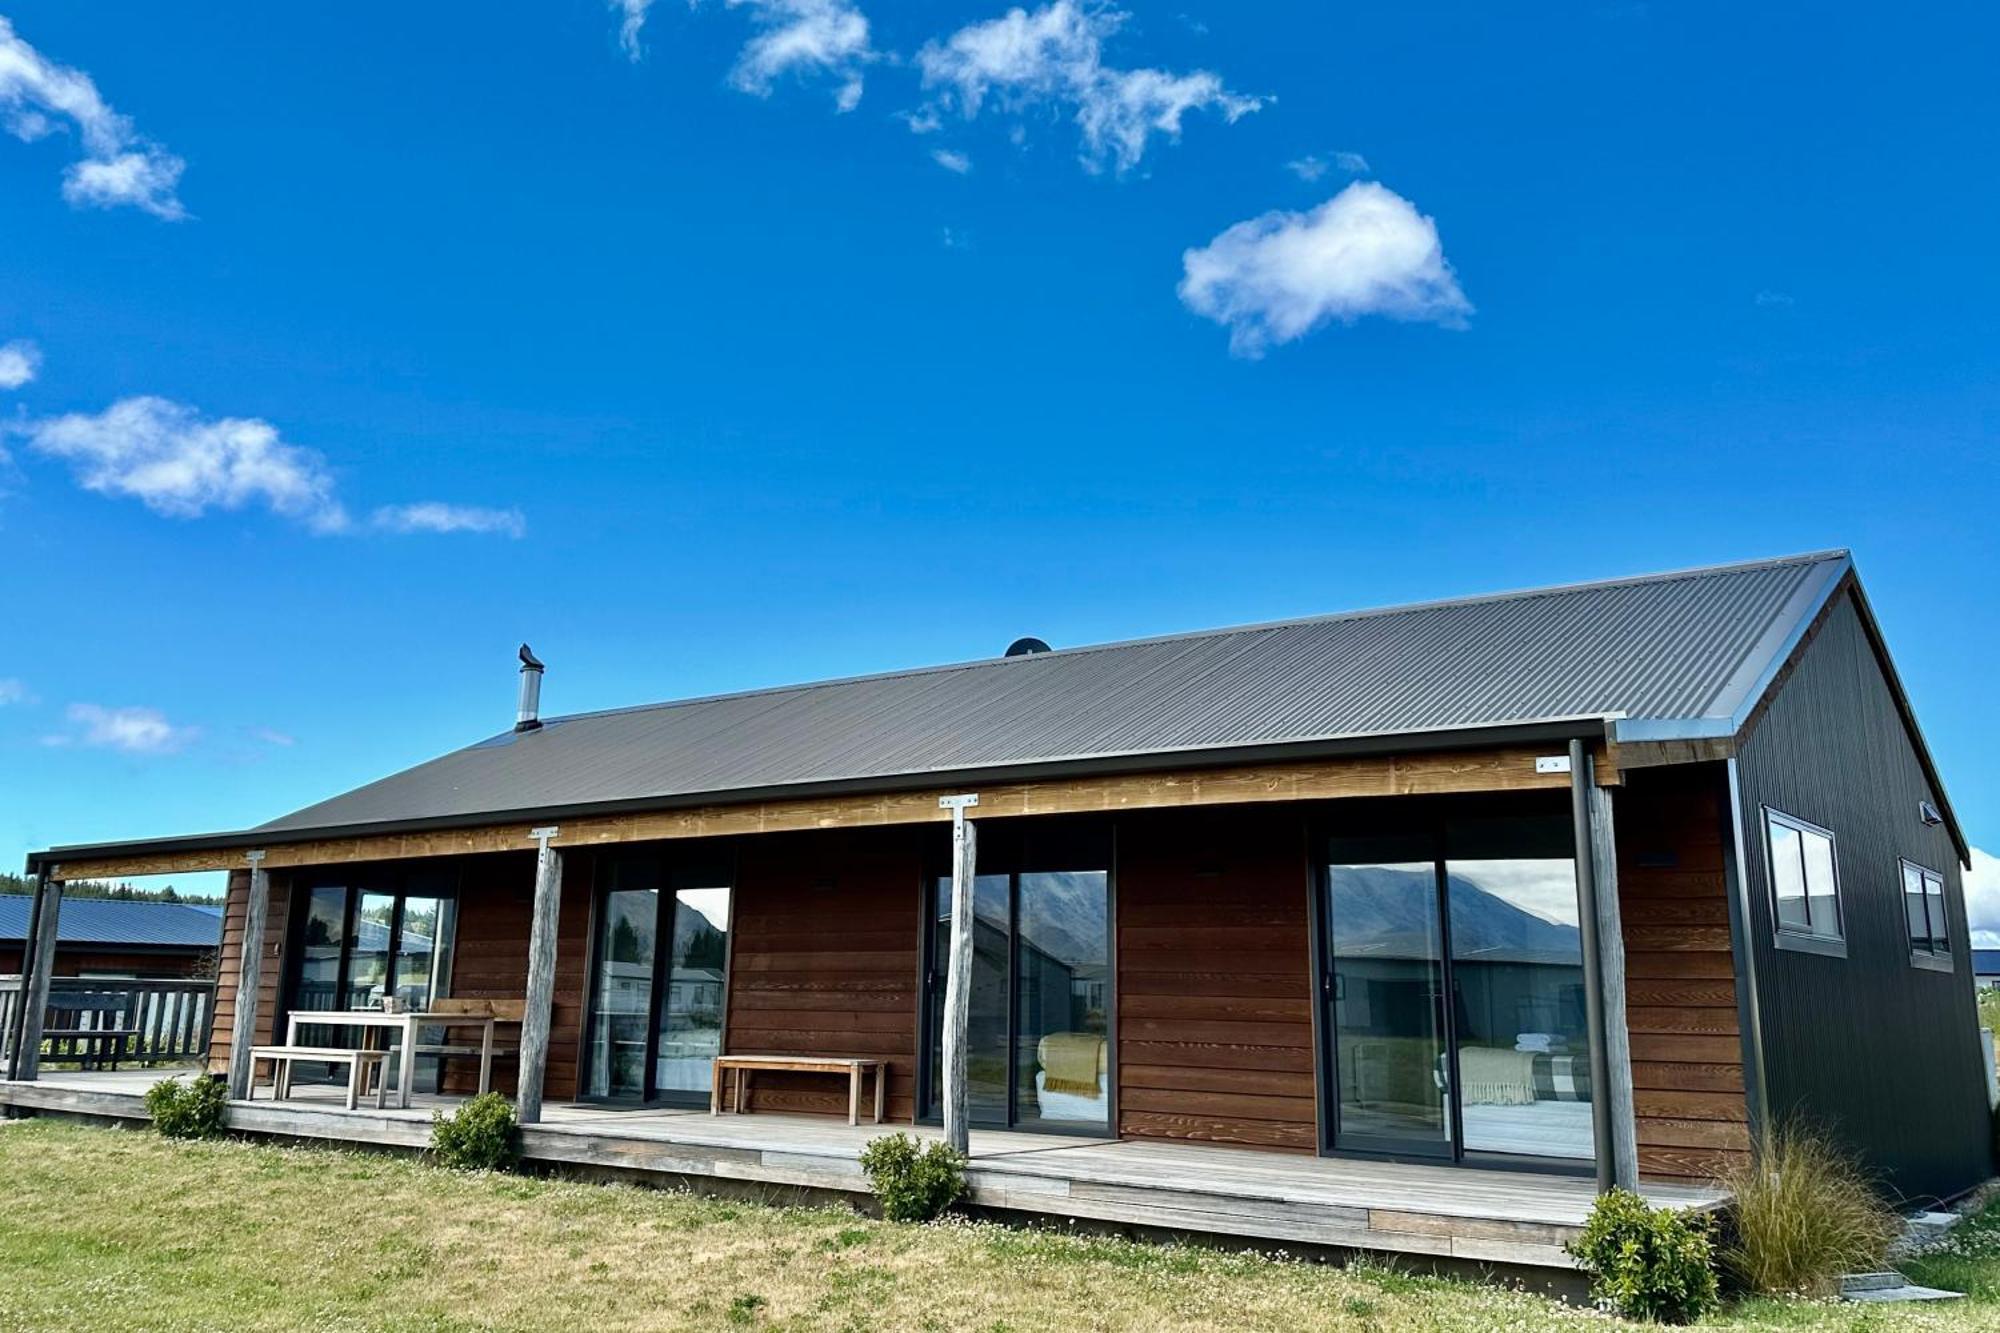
[
  {"x1": 255, "y1": 551, "x2": 1851, "y2": 835},
  {"x1": 0, "y1": 895, "x2": 224, "y2": 948}
]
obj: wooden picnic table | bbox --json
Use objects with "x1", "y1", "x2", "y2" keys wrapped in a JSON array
[
  {"x1": 285, "y1": 1009, "x2": 497, "y2": 1110},
  {"x1": 710, "y1": 1054, "x2": 886, "y2": 1126}
]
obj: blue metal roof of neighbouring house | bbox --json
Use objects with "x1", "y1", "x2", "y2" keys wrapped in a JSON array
[
  {"x1": 1974, "y1": 949, "x2": 2000, "y2": 979},
  {"x1": 0, "y1": 895, "x2": 224, "y2": 949},
  {"x1": 33, "y1": 549, "x2": 1967, "y2": 868}
]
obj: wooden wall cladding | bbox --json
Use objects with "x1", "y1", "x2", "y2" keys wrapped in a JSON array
[
  {"x1": 723, "y1": 827, "x2": 925, "y2": 1123},
  {"x1": 1616, "y1": 767, "x2": 1751, "y2": 1182},
  {"x1": 1115, "y1": 807, "x2": 1318, "y2": 1153},
  {"x1": 206, "y1": 868, "x2": 291, "y2": 1076}
]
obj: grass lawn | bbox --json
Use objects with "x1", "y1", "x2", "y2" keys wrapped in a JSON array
[{"x1": 0, "y1": 1120, "x2": 1994, "y2": 1332}]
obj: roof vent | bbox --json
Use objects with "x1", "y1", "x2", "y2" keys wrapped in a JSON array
[
  {"x1": 1004, "y1": 636, "x2": 1052, "y2": 657},
  {"x1": 516, "y1": 644, "x2": 545, "y2": 732}
]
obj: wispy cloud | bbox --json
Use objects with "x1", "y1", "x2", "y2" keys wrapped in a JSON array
[
  {"x1": 727, "y1": 0, "x2": 876, "y2": 111},
  {"x1": 1965, "y1": 847, "x2": 1999, "y2": 946},
  {"x1": 0, "y1": 678, "x2": 32, "y2": 706},
  {"x1": 0, "y1": 339, "x2": 40, "y2": 390},
  {"x1": 916, "y1": 1, "x2": 1262, "y2": 174},
  {"x1": 46, "y1": 703, "x2": 198, "y2": 754},
  {"x1": 1179, "y1": 181, "x2": 1471, "y2": 357},
  {"x1": 1755, "y1": 289, "x2": 1796, "y2": 309},
  {"x1": 1286, "y1": 150, "x2": 1368, "y2": 181},
  {"x1": 611, "y1": 0, "x2": 658, "y2": 60},
  {"x1": 0, "y1": 17, "x2": 185, "y2": 219},
  {"x1": 248, "y1": 725, "x2": 295, "y2": 748},
  {"x1": 931, "y1": 147, "x2": 972, "y2": 174},
  {"x1": 11, "y1": 394, "x2": 525, "y2": 538},
  {"x1": 17, "y1": 396, "x2": 350, "y2": 532},
  {"x1": 372, "y1": 502, "x2": 527, "y2": 539}
]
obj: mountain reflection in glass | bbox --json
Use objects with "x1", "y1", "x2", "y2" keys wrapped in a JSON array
[{"x1": 1327, "y1": 844, "x2": 1452, "y2": 1154}]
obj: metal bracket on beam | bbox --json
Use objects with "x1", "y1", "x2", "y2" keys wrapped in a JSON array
[{"x1": 529, "y1": 825, "x2": 559, "y2": 847}]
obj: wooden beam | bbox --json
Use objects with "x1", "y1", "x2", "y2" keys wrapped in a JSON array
[
  {"x1": 515, "y1": 828, "x2": 563, "y2": 1124},
  {"x1": 16, "y1": 878, "x2": 64, "y2": 1081},
  {"x1": 939, "y1": 797, "x2": 978, "y2": 1155},
  {"x1": 1591, "y1": 778, "x2": 1640, "y2": 1189},
  {"x1": 225, "y1": 854, "x2": 270, "y2": 1099},
  {"x1": 51, "y1": 743, "x2": 1612, "y2": 881}
]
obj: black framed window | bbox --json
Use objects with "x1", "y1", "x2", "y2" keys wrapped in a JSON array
[
  {"x1": 1764, "y1": 808, "x2": 1844, "y2": 953},
  {"x1": 1903, "y1": 859, "x2": 1951, "y2": 965}
]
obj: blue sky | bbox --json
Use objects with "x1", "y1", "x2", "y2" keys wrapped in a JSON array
[{"x1": 0, "y1": 3, "x2": 1994, "y2": 919}]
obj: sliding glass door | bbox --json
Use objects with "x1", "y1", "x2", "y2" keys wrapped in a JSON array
[
  {"x1": 1320, "y1": 802, "x2": 1589, "y2": 1168},
  {"x1": 582, "y1": 852, "x2": 733, "y2": 1104},
  {"x1": 923, "y1": 825, "x2": 1111, "y2": 1133}
]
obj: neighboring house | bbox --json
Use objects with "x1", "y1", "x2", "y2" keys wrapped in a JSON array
[
  {"x1": 0, "y1": 896, "x2": 222, "y2": 979},
  {"x1": 9, "y1": 550, "x2": 1992, "y2": 1237},
  {"x1": 1974, "y1": 949, "x2": 2000, "y2": 990}
]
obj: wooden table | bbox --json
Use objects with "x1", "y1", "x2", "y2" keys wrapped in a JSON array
[
  {"x1": 711, "y1": 1055, "x2": 886, "y2": 1126},
  {"x1": 286, "y1": 1010, "x2": 497, "y2": 1110}
]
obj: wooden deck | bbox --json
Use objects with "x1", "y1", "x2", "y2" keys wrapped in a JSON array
[{"x1": 0, "y1": 1070, "x2": 1723, "y2": 1272}]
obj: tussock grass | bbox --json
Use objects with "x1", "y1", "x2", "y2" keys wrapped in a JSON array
[{"x1": 1715, "y1": 1124, "x2": 1900, "y2": 1298}]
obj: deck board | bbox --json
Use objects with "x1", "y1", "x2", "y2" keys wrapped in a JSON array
[{"x1": 0, "y1": 1070, "x2": 1722, "y2": 1271}]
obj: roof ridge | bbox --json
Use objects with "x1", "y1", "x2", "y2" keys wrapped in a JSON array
[{"x1": 516, "y1": 548, "x2": 1851, "y2": 733}]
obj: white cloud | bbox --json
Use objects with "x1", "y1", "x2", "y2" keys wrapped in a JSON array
[
  {"x1": 16, "y1": 396, "x2": 350, "y2": 532},
  {"x1": 0, "y1": 339, "x2": 39, "y2": 389},
  {"x1": 0, "y1": 17, "x2": 185, "y2": 219},
  {"x1": 916, "y1": 1, "x2": 1262, "y2": 174},
  {"x1": 1755, "y1": 289, "x2": 1796, "y2": 309},
  {"x1": 47, "y1": 703, "x2": 198, "y2": 755},
  {"x1": 1287, "y1": 151, "x2": 1369, "y2": 182},
  {"x1": 1178, "y1": 180, "x2": 1472, "y2": 356},
  {"x1": 0, "y1": 678, "x2": 31, "y2": 706},
  {"x1": 371, "y1": 502, "x2": 527, "y2": 539},
  {"x1": 611, "y1": 0, "x2": 658, "y2": 60},
  {"x1": 726, "y1": 0, "x2": 875, "y2": 111},
  {"x1": 1333, "y1": 150, "x2": 1369, "y2": 173},
  {"x1": 931, "y1": 147, "x2": 972, "y2": 174},
  {"x1": 1965, "y1": 847, "x2": 2000, "y2": 943}
]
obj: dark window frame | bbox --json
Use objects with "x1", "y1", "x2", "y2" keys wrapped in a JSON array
[
  {"x1": 1901, "y1": 857, "x2": 1954, "y2": 972},
  {"x1": 1762, "y1": 806, "x2": 1846, "y2": 957}
]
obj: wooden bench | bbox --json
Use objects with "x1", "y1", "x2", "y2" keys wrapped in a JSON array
[
  {"x1": 711, "y1": 1055, "x2": 886, "y2": 1126},
  {"x1": 248, "y1": 1045, "x2": 391, "y2": 1110},
  {"x1": 411, "y1": 998, "x2": 523, "y2": 1094}
]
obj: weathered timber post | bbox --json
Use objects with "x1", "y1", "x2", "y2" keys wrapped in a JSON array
[
  {"x1": 1569, "y1": 738, "x2": 1617, "y2": 1193},
  {"x1": 17, "y1": 874, "x2": 66, "y2": 1082},
  {"x1": 516, "y1": 826, "x2": 563, "y2": 1124},
  {"x1": 226, "y1": 852, "x2": 270, "y2": 1098},
  {"x1": 1588, "y1": 761, "x2": 1641, "y2": 1189},
  {"x1": 5, "y1": 870, "x2": 46, "y2": 1080},
  {"x1": 939, "y1": 794, "x2": 980, "y2": 1156}
]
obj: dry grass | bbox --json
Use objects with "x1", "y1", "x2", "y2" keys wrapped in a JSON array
[
  {"x1": 0, "y1": 1119, "x2": 1990, "y2": 1331},
  {"x1": 1713, "y1": 1124, "x2": 1900, "y2": 1298}
]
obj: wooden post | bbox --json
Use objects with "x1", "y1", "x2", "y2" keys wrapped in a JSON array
[
  {"x1": 1568, "y1": 739, "x2": 1616, "y2": 1193},
  {"x1": 516, "y1": 826, "x2": 563, "y2": 1125},
  {"x1": 939, "y1": 795, "x2": 979, "y2": 1156},
  {"x1": 5, "y1": 871, "x2": 46, "y2": 1080},
  {"x1": 1589, "y1": 772, "x2": 1641, "y2": 1189},
  {"x1": 226, "y1": 852, "x2": 270, "y2": 1099},
  {"x1": 17, "y1": 877, "x2": 65, "y2": 1082}
]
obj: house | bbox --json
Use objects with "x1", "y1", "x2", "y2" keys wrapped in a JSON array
[
  {"x1": 1975, "y1": 949, "x2": 2000, "y2": 991},
  {"x1": 4, "y1": 550, "x2": 1990, "y2": 1269},
  {"x1": 0, "y1": 895, "x2": 222, "y2": 979}
]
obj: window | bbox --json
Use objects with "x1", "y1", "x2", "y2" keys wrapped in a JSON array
[
  {"x1": 1764, "y1": 808, "x2": 1843, "y2": 950},
  {"x1": 1903, "y1": 859, "x2": 1951, "y2": 962}
]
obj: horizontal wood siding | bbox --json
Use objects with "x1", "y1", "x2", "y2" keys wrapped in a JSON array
[
  {"x1": 724, "y1": 828, "x2": 924, "y2": 1122},
  {"x1": 40, "y1": 947, "x2": 215, "y2": 978},
  {"x1": 206, "y1": 868, "x2": 291, "y2": 1075},
  {"x1": 437, "y1": 852, "x2": 590, "y2": 1099},
  {"x1": 1616, "y1": 766, "x2": 1750, "y2": 1182},
  {"x1": 1116, "y1": 808, "x2": 1317, "y2": 1153}
]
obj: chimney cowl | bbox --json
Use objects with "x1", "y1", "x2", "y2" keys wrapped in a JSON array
[{"x1": 515, "y1": 643, "x2": 545, "y2": 732}]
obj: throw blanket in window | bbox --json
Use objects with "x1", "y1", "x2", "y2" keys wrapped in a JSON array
[
  {"x1": 1453, "y1": 1045, "x2": 1592, "y2": 1106},
  {"x1": 1038, "y1": 1032, "x2": 1106, "y2": 1096}
]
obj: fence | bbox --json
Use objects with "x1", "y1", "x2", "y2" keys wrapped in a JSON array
[{"x1": 0, "y1": 976, "x2": 215, "y2": 1070}]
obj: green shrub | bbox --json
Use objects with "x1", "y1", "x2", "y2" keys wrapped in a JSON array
[
  {"x1": 1568, "y1": 1187, "x2": 1719, "y2": 1324},
  {"x1": 858, "y1": 1132, "x2": 966, "y2": 1223},
  {"x1": 429, "y1": 1092, "x2": 518, "y2": 1171},
  {"x1": 144, "y1": 1074, "x2": 229, "y2": 1139},
  {"x1": 1714, "y1": 1123, "x2": 1897, "y2": 1297}
]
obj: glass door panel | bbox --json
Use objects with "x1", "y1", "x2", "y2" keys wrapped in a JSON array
[
  {"x1": 655, "y1": 874, "x2": 731, "y2": 1098},
  {"x1": 926, "y1": 873, "x2": 1011, "y2": 1125},
  {"x1": 1325, "y1": 836, "x2": 1452, "y2": 1157},
  {"x1": 1445, "y1": 815, "x2": 1587, "y2": 1162},
  {"x1": 349, "y1": 892, "x2": 397, "y2": 1009},
  {"x1": 1013, "y1": 870, "x2": 1110, "y2": 1130},
  {"x1": 586, "y1": 880, "x2": 658, "y2": 1099}
]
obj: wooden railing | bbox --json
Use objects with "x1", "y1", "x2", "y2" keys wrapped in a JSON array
[{"x1": 0, "y1": 977, "x2": 215, "y2": 1070}]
